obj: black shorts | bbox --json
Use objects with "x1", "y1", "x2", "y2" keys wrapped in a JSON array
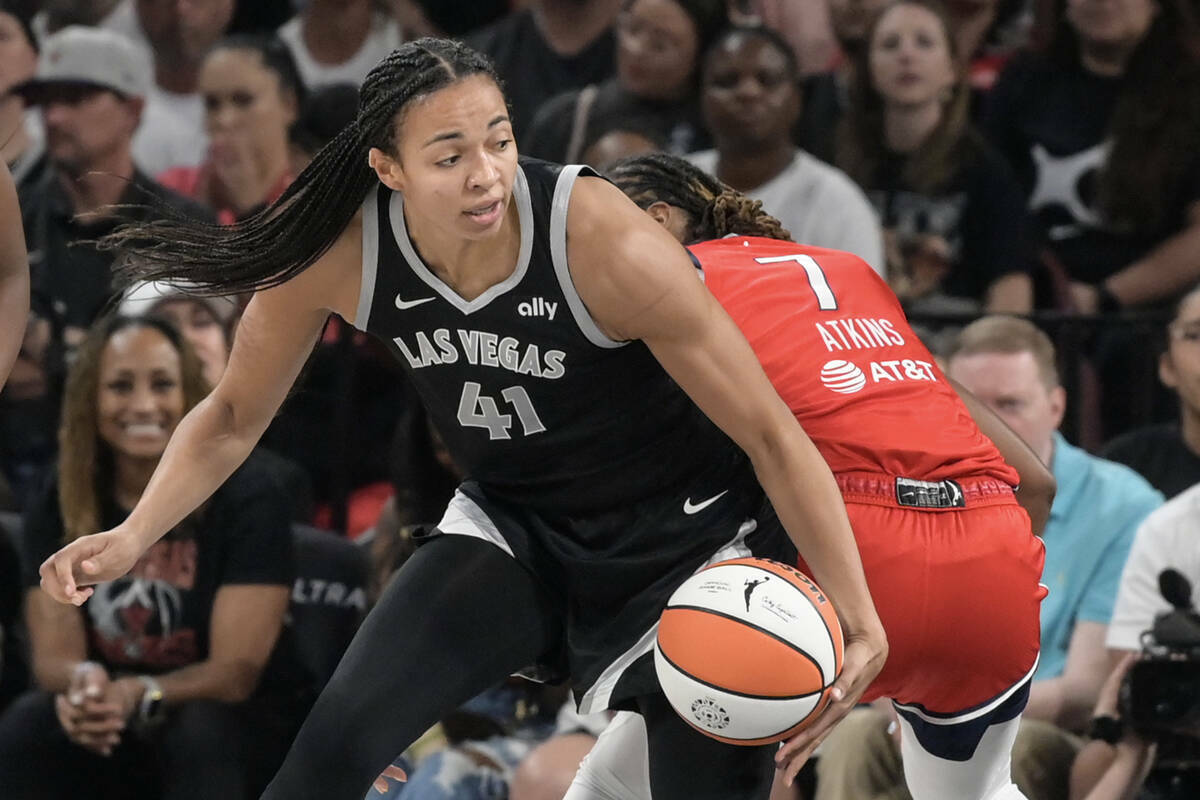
[{"x1": 430, "y1": 457, "x2": 796, "y2": 714}]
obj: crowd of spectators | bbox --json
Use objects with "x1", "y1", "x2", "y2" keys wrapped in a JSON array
[{"x1": 2, "y1": 0, "x2": 1200, "y2": 799}]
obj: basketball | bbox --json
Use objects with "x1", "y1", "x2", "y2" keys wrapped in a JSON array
[{"x1": 654, "y1": 557, "x2": 844, "y2": 745}]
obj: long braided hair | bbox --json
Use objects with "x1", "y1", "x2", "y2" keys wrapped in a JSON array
[
  {"x1": 606, "y1": 153, "x2": 791, "y2": 243},
  {"x1": 101, "y1": 38, "x2": 501, "y2": 294}
]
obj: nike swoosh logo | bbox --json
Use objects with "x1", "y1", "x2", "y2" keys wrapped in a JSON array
[
  {"x1": 395, "y1": 295, "x2": 436, "y2": 310},
  {"x1": 683, "y1": 490, "x2": 729, "y2": 515}
]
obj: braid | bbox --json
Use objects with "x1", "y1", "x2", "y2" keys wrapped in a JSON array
[
  {"x1": 102, "y1": 38, "x2": 502, "y2": 295},
  {"x1": 607, "y1": 153, "x2": 791, "y2": 243},
  {"x1": 701, "y1": 191, "x2": 791, "y2": 242}
]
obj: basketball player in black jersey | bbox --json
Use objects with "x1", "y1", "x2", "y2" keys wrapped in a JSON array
[
  {"x1": 0, "y1": 160, "x2": 29, "y2": 390},
  {"x1": 36, "y1": 39, "x2": 886, "y2": 800}
]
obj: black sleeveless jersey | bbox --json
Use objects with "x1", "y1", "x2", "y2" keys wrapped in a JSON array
[{"x1": 352, "y1": 159, "x2": 739, "y2": 515}]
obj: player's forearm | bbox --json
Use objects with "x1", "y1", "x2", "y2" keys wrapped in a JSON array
[
  {"x1": 951, "y1": 377, "x2": 1055, "y2": 536},
  {"x1": 122, "y1": 395, "x2": 262, "y2": 551},
  {"x1": 749, "y1": 424, "x2": 885, "y2": 642}
]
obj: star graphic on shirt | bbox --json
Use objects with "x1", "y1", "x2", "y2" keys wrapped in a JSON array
[{"x1": 1027, "y1": 142, "x2": 1110, "y2": 238}]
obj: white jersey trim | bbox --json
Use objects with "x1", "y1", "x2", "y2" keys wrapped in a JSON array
[
  {"x1": 576, "y1": 518, "x2": 758, "y2": 715},
  {"x1": 354, "y1": 185, "x2": 380, "y2": 330},
  {"x1": 550, "y1": 164, "x2": 628, "y2": 350},
  {"x1": 434, "y1": 489, "x2": 516, "y2": 559},
  {"x1": 390, "y1": 167, "x2": 534, "y2": 316}
]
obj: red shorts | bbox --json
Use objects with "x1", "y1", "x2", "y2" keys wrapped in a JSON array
[{"x1": 797, "y1": 472, "x2": 1046, "y2": 715}]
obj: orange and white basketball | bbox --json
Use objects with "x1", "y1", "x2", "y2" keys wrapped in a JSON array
[{"x1": 654, "y1": 557, "x2": 844, "y2": 745}]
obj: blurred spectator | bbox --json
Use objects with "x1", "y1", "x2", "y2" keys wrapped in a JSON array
[
  {"x1": 838, "y1": 0, "x2": 1033, "y2": 317},
  {"x1": 1067, "y1": 654, "x2": 1157, "y2": 800},
  {"x1": 0, "y1": 2, "x2": 44, "y2": 188},
  {"x1": 4, "y1": 26, "x2": 212, "y2": 507},
  {"x1": 288, "y1": 82, "x2": 359, "y2": 175},
  {"x1": 227, "y1": 0, "x2": 292, "y2": 36},
  {"x1": 160, "y1": 35, "x2": 303, "y2": 223},
  {"x1": 0, "y1": 315, "x2": 295, "y2": 800},
  {"x1": 468, "y1": 0, "x2": 622, "y2": 139},
  {"x1": 278, "y1": 0, "x2": 403, "y2": 91},
  {"x1": 816, "y1": 316, "x2": 1162, "y2": 800},
  {"x1": 1072, "y1": 476, "x2": 1200, "y2": 798},
  {"x1": 1103, "y1": 284, "x2": 1200, "y2": 498},
  {"x1": 732, "y1": 0, "x2": 839, "y2": 76},
  {"x1": 32, "y1": 0, "x2": 146, "y2": 46},
  {"x1": 395, "y1": 0, "x2": 509, "y2": 37},
  {"x1": 118, "y1": 280, "x2": 315, "y2": 523},
  {"x1": 581, "y1": 127, "x2": 663, "y2": 170},
  {"x1": 131, "y1": 0, "x2": 235, "y2": 176},
  {"x1": 118, "y1": 281, "x2": 237, "y2": 388},
  {"x1": 984, "y1": 0, "x2": 1200, "y2": 313},
  {"x1": 687, "y1": 25, "x2": 885, "y2": 273},
  {"x1": 525, "y1": 0, "x2": 726, "y2": 163}
]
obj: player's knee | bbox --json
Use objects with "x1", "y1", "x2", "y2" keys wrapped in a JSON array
[{"x1": 511, "y1": 733, "x2": 597, "y2": 800}]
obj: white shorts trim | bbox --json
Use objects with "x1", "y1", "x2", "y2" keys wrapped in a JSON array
[{"x1": 435, "y1": 489, "x2": 516, "y2": 559}]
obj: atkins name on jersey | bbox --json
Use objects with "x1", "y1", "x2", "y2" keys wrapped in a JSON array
[{"x1": 392, "y1": 327, "x2": 567, "y2": 380}]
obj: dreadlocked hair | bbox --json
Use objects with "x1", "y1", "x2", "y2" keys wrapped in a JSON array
[
  {"x1": 101, "y1": 38, "x2": 502, "y2": 295},
  {"x1": 606, "y1": 153, "x2": 791, "y2": 243}
]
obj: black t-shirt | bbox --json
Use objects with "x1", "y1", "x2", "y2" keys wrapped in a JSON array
[
  {"x1": 983, "y1": 54, "x2": 1200, "y2": 286},
  {"x1": 524, "y1": 78, "x2": 711, "y2": 163},
  {"x1": 1101, "y1": 423, "x2": 1200, "y2": 499},
  {"x1": 20, "y1": 168, "x2": 214, "y2": 331},
  {"x1": 467, "y1": 9, "x2": 616, "y2": 140},
  {"x1": 21, "y1": 453, "x2": 294, "y2": 674},
  {"x1": 865, "y1": 133, "x2": 1033, "y2": 303}
]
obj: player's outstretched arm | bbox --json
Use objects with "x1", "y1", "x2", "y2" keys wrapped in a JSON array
[
  {"x1": 950, "y1": 377, "x2": 1056, "y2": 537},
  {"x1": 39, "y1": 217, "x2": 364, "y2": 606},
  {"x1": 0, "y1": 160, "x2": 30, "y2": 391},
  {"x1": 567, "y1": 177, "x2": 887, "y2": 785}
]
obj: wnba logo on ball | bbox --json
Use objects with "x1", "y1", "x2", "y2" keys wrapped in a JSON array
[
  {"x1": 820, "y1": 360, "x2": 867, "y2": 394},
  {"x1": 691, "y1": 697, "x2": 731, "y2": 730}
]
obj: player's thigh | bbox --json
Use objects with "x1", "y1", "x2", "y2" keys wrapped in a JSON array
[
  {"x1": 564, "y1": 711, "x2": 650, "y2": 800},
  {"x1": 638, "y1": 692, "x2": 776, "y2": 800}
]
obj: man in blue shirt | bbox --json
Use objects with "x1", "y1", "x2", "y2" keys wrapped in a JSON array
[{"x1": 815, "y1": 316, "x2": 1162, "y2": 800}]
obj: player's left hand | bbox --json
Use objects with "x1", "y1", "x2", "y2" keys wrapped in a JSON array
[
  {"x1": 774, "y1": 630, "x2": 888, "y2": 786},
  {"x1": 371, "y1": 764, "x2": 408, "y2": 794}
]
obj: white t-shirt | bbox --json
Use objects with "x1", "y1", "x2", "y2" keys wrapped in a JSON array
[
  {"x1": 1106, "y1": 482, "x2": 1200, "y2": 652},
  {"x1": 278, "y1": 12, "x2": 404, "y2": 91},
  {"x1": 685, "y1": 149, "x2": 886, "y2": 277},
  {"x1": 133, "y1": 85, "x2": 207, "y2": 177}
]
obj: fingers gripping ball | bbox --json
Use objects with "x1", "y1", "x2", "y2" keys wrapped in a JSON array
[{"x1": 654, "y1": 558, "x2": 844, "y2": 745}]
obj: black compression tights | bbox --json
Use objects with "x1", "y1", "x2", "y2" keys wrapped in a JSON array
[
  {"x1": 638, "y1": 692, "x2": 778, "y2": 800},
  {"x1": 259, "y1": 535, "x2": 561, "y2": 800}
]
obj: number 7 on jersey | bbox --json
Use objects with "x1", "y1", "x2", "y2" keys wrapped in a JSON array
[{"x1": 756, "y1": 254, "x2": 838, "y2": 310}]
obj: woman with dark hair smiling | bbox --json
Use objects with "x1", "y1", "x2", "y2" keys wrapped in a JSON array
[
  {"x1": 37, "y1": 37, "x2": 885, "y2": 800},
  {"x1": 0, "y1": 315, "x2": 295, "y2": 800}
]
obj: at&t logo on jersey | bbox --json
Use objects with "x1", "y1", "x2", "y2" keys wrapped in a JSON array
[
  {"x1": 820, "y1": 360, "x2": 867, "y2": 394},
  {"x1": 820, "y1": 358, "x2": 939, "y2": 394}
]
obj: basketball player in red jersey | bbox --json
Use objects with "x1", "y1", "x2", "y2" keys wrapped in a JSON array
[{"x1": 561, "y1": 155, "x2": 1051, "y2": 800}]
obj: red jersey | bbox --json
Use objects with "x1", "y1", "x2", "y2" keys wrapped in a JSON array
[{"x1": 691, "y1": 236, "x2": 1017, "y2": 485}]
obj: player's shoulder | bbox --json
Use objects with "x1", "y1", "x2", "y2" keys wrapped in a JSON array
[{"x1": 689, "y1": 237, "x2": 876, "y2": 273}]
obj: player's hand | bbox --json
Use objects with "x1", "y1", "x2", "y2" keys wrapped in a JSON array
[
  {"x1": 775, "y1": 630, "x2": 888, "y2": 786},
  {"x1": 372, "y1": 764, "x2": 408, "y2": 794},
  {"x1": 39, "y1": 529, "x2": 145, "y2": 606}
]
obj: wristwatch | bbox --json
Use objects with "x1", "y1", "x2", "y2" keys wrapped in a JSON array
[
  {"x1": 1087, "y1": 714, "x2": 1124, "y2": 745},
  {"x1": 137, "y1": 676, "x2": 166, "y2": 726}
]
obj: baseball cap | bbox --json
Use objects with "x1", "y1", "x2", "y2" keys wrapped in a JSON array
[
  {"x1": 13, "y1": 25, "x2": 150, "y2": 103},
  {"x1": 119, "y1": 281, "x2": 239, "y2": 325}
]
